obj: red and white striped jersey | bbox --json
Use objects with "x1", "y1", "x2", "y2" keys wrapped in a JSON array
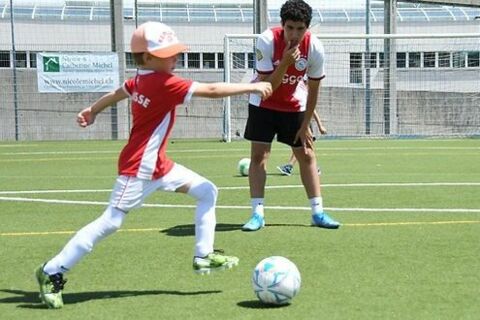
[
  {"x1": 120, "y1": 69, "x2": 196, "y2": 180},
  {"x1": 249, "y1": 26, "x2": 326, "y2": 112}
]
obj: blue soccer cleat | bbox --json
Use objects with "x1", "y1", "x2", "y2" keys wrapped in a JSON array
[
  {"x1": 312, "y1": 212, "x2": 340, "y2": 229},
  {"x1": 242, "y1": 213, "x2": 265, "y2": 231}
]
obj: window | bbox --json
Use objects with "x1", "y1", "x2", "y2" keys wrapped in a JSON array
[
  {"x1": 365, "y1": 52, "x2": 376, "y2": 69},
  {"x1": 379, "y1": 52, "x2": 384, "y2": 68},
  {"x1": 29, "y1": 52, "x2": 37, "y2": 68},
  {"x1": 232, "y1": 52, "x2": 245, "y2": 69},
  {"x1": 202, "y1": 53, "x2": 215, "y2": 69},
  {"x1": 248, "y1": 52, "x2": 255, "y2": 69},
  {"x1": 423, "y1": 52, "x2": 435, "y2": 68},
  {"x1": 452, "y1": 52, "x2": 466, "y2": 68},
  {"x1": 176, "y1": 53, "x2": 185, "y2": 69},
  {"x1": 125, "y1": 52, "x2": 136, "y2": 69},
  {"x1": 349, "y1": 52, "x2": 362, "y2": 84},
  {"x1": 408, "y1": 52, "x2": 421, "y2": 68},
  {"x1": 438, "y1": 52, "x2": 450, "y2": 68},
  {"x1": 187, "y1": 52, "x2": 200, "y2": 68},
  {"x1": 350, "y1": 52, "x2": 362, "y2": 69},
  {"x1": 467, "y1": 51, "x2": 479, "y2": 67},
  {"x1": 396, "y1": 52, "x2": 406, "y2": 68},
  {"x1": 0, "y1": 51, "x2": 9, "y2": 68},
  {"x1": 11, "y1": 51, "x2": 27, "y2": 68},
  {"x1": 217, "y1": 53, "x2": 224, "y2": 69}
]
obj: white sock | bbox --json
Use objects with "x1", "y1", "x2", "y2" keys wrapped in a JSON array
[
  {"x1": 309, "y1": 197, "x2": 323, "y2": 215},
  {"x1": 251, "y1": 198, "x2": 264, "y2": 217},
  {"x1": 188, "y1": 178, "x2": 218, "y2": 258},
  {"x1": 43, "y1": 206, "x2": 125, "y2": 275}
]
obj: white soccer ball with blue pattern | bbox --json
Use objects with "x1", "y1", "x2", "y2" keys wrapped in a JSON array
[
  {"x1": 237, "y1": 158, "x2": 250, "y2": 176},
  {"x1": 252, "y1": 256, "x2": 301, "y2": 305}
]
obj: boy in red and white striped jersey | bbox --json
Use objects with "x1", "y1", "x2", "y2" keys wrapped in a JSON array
[{"x1": 35, "y1": 21, "x2": 272, "y2": 309}]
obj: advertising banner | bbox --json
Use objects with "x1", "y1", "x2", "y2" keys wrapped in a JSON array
[{"x1": 37, "y1": 52, "x2": 119, "y2": 93}]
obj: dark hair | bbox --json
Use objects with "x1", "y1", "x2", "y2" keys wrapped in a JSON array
[{"x1": 280, "y1": 0, "x2": 312, "y2": 28}]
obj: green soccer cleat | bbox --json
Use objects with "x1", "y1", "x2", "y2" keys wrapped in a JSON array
[
  {"x1": 34, "y1": 264, "x2": 67, "y2": 309},
  {"x1": 193, "y1": 250, "x2": 239, "y2": 275}
]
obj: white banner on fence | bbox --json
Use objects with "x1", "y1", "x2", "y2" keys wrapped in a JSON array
[{"x1": 37, "y1": 52, "x2": 119, "y2": 93}]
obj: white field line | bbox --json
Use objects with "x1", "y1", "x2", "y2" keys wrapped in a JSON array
[
  {"x1": 1, "y1": 196, "x2": 480, "y2": 213},
  {"x1": 0, "y1": 182, "x2": 479, "y2": 195},
  {"x1": 2, "y1": 145, "x2": 480, "y2": 156}
]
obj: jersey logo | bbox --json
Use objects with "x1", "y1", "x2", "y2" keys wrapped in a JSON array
[
  {"x1": 132, "y1": 92, "x2": 151, "y2": 108},
  {"x1": 295, "y1": 58, "x2": 308, "y2": 71},
  {"x1": 282, "y1": 73, "x2": 304, "y2": 85},
  {"x1": 256, "y1": 48, "x2": 263, "y2": 61}
]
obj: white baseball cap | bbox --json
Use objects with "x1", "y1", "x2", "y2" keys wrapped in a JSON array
[{"x1": 130, "y1": 21, "x2": 187, "y2": 58}]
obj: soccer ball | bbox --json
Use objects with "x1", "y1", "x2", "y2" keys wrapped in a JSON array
[
  {"x1": 252, "y1": 256, "x2": 301, "y2": 305},
  {"x1": 237, "y1": 158, "x2": 250, "y2": 176}
]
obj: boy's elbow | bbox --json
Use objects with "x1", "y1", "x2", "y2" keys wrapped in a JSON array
[{"x1": 200, "y1": 84, "x2": 223, "y2": 98}]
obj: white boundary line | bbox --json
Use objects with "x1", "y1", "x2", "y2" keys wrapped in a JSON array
[
  {"x1": 0, "y1": 182, "x2": 479, "y2": 213},
  {"x1": 1, "y1": 146, "x2": 480, "y2": 156},
  {"x1": 1, "y1": 196, "x2": 479, "y2": 213},
  {"x1": 0, "y1": 182, "x2": 479, "y2": 195}
]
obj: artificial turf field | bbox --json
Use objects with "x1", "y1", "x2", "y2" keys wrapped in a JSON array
[{"x1": 0, "y1": 138, "x2": 479, "y2": 319}]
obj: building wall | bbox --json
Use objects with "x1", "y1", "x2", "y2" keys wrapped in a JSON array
[{"x1": 0, "y1": 13, "x2": 478, "y2": 140}]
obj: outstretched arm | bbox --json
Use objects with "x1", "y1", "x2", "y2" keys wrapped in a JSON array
[
  {"x1": 77, "y1": 87, "x2": 128, "y2": 128},
  {"x1": 193, "y1": 82, "x2": 272, "y2": 99}
]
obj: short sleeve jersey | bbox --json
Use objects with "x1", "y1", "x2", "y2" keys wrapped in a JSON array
[
  {"x1": 121, "y1": 70, "x2": 196, "y2": 180},
  {"x1": 249, "y1": 27, "x2": 326, "y2": 112}
]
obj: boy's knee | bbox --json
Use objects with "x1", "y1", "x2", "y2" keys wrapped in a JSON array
[{"x1": 189, "y1": 178, "x2": 218, "y2": 201}]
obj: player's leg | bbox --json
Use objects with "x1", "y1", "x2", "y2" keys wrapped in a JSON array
[
  {"x1": 293, "y1": 147, "x2": 340, "y2": 229},
  {"x1": 277, "y1": 111, "x2": 339, "y2": 229},
  {"x1": 36, "y1": 176, "x2": 151, "y2": 308},
  {"x1": 241, "y1": 141, "x2": 270, "y2": 231},
  {"x1": 157, "y1": 164, "x2": 238, "y2": 274},
  {"x1": 243, "y1": 105, "x2": 276, "y2": 231},
  {"x1": 35, "y1": 205, "x2": 126, "y2": 308}
]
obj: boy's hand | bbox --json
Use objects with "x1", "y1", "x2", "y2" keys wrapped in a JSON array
[
  {"x1": 255, "y1": 82, "x2": 273, "y2": 99},
  {"x1": 294, "y1": 125, "x2": 314, "y2": 152},
  {"x1": 319, "y1": 124, "x2": 327, "y2": 135},
  {"x1": 77, "y1": 107, "x2": 96, "y2": 127},
  {"x1": 281, "y1": 41, "x2": 300, "y2": 66}
]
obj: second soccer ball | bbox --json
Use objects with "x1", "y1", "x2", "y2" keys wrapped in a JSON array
[{"x1": 237, "y1": 158, "x2": 250, "y2": 176}]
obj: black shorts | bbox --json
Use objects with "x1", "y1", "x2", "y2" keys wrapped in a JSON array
[{"x1": 244, "y1": 104, "x2": 305, "y2": 147}]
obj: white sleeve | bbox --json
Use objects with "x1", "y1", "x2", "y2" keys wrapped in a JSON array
[
  {"x1": 255, "y1": 30, "x2": 274, "y2": 73},
  {"x1": 307, "y1": 37, "x2": 326, "y2": 80},
  {"x1": 183, "y1": 81, "x2": 198, "y2": 104}
]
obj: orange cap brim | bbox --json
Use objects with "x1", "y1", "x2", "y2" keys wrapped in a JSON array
[{"x1": 150, "y1": 43, "x2": 188, "y2": 58}]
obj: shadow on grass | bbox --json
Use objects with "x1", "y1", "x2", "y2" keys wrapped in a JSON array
[
  {"x1": 233, "y1": 172, "x2": 285, "y2": 178},
  {"x1": 161, "y1": 223, "x2": 242, "y2": 237},
  {"x1": 0, "y1": 288, "x2": 221, "y2": 309},
  {"x1": 237, "y1": 300, "x2": 290, "y2": 309},
  {"x1": 161, "y1": 223, "x2": 310, "y2": 237}
]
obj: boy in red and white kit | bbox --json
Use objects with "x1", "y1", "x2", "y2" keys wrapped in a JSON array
[
  {"x1": 35, "y1": 21, "x2": 272, "y2": 309},
  {"x1": 242, "y1": 0, "x2": 340, "y2": 231}
]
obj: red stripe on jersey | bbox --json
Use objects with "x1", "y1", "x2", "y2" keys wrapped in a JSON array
[{"x1": 119, "y1": 71, "x2": 193, "y2": 180}]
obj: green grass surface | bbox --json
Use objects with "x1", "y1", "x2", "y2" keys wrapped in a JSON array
[{"x1": 1, "y1": 138, "x2": 479, "y2": 319}]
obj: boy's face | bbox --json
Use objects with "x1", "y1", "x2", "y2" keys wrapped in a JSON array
[
  {"x1": 282, "y1": 20, "x2": 308, "y2": 48},
  {"x1": 144, "y1": 53, "x2": 179, "y2": 72}
]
